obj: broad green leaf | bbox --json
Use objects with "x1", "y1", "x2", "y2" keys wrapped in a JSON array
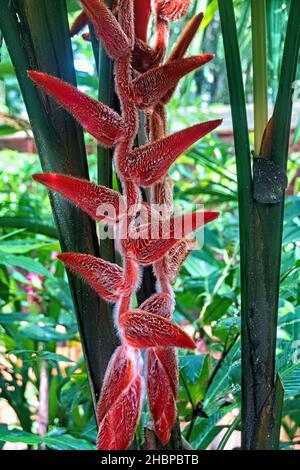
[
  {"x1": 203, "y1": 295, "x2": 233, "y2": 324},
  {"x1": 179, "y1": 354, "x2": 211, "y2": 406},
  {"x1": 0, "y1": 253, "x2": 55, "y2": 280},
  {"x1": 0, "y1": 239, "x2": 59, "y2": 254}
]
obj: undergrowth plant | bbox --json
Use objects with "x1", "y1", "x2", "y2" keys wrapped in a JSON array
[{"x1": 25, "y1": 0, "x2": 220, "y2": 450}]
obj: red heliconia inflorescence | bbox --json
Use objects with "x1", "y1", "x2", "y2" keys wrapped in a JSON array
[{"x1": 29, "y1": 0, "x2": 221, "y2": 449}]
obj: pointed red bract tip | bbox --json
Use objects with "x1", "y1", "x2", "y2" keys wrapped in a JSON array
[
  {"x1": 134, "y1": 0, "x2": 152, "y2": 42},
  {"x1": 118, "y1": 120, "x2": 222, "y2": 186},
  {"x1": 97, "y1": 346, "x2": 142, "y2": 450},
  {"x1": 120, "y1": 310, "x2": 196, "y2": 349},
  {"x1": 171, "y1": 210, "x2": 219, "y2": 238},
  {"x1": 81, "y1": 0, "x2": 131, "y2": 59},
  {"x1": 58, "y1": 253, "x2": 125, "y2": 302},
  {"x1": 133, "y1": 55, "x2": 214, "y2": 109},
  {"x1": 168, "y1": 12, "x2": 204, "y2": 61},
  {"x1": 28, "y1": 71, "x2": 124, "y2": 146},
  {"x1": 70, "y1": 10, "x2": 88, "y2": 37},
  {"x1": 33, "y1": 173, "x2": 122, "y2": 223},
  {"x1": 155, "y1": 0, "x2": 191, "y2": 21}
]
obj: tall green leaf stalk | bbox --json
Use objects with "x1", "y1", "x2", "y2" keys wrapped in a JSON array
[
  {"x1": 0, "y1": 0, "x2": 118, "y2": 410},
  {"x1": 219, "y1": 0, "x2": 300, "y2": 449}
]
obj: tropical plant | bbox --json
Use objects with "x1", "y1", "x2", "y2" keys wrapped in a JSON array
[{"x1": 0, "y1": 0, "x2": 299, "y2": 452}]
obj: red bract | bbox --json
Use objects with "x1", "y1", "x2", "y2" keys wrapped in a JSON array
[
  {"x1": 97, "y1": 346, "x2": 142, "y2": 450},
  {"x1": 134, "y1": 0, "x2": 152, "y2": 42},
  {"x1": 147, "y1": 347, "x2": 178, "y2": 444},
  {"x1": 120, "y1": 310, "x2": 196, "y2": 349},
  {"x1": 132, "y1": 55, "x2": 214, "y2": 108},
  {"x1": 118, "y1": 120, "x2": 222, "y2": 186},
  {"x1": 140, "y1": 293, "x2": 174, "y2": 318},
  {"x1": 118, "y1": 0, "x2": 135, "y2": 47},
  {"x1": 70, "y1": 11, "x2": 88, "y2": 36},
  {"x1": 155, "y1": 0, "x2": 191, "y2": 21},
  {"x1": 162, "y1": 12, "x2": 204, "y2": 104},
  {"x1": 159, "y1": 238, "x2": 197, "y2": 284},
  {"x1": 168, "y1": 12, "x2": 204, "y2": 61},
  {"x1": 33, "y1": 174, "x2": 122, "y2": 223},
  {"x1": 81, "y1": 0, "x2": 131, "y2": 59},
  {"x1": 58, "y1": 253, "x2": 125, "y2": 302},
  {"x1": 133, "y1": 39, "x2": 164, "y2": 73},
  {"x1": 28, "y1": 71, "x2": 125, "y2": 147}
]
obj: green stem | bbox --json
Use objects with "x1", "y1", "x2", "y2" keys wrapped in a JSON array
[
  {"x1": 251, "y1": 0, "x2": 268, "y2": 153},
  {"x1": 219, "y1": 0, "x2": 300, "y2": 449},
  {"x1": 96, "y1": 0, "x2": 120, "y2": 380},
  {"x1": 0, "y1": 0, "x2": 115, "y2": 409}
]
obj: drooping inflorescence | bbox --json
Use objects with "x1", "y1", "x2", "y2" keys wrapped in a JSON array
[{"x1": 29, "y1": 0, "x2": 221, "y2": 450}]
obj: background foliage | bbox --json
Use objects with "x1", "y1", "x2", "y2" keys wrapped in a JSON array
[{"x1": 0, "y1": 0, "x2": 299, "y2": 450}]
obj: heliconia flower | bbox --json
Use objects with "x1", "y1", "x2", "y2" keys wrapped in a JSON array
[
  {"x1": 58, "y1": 253, "x2": 126, "y2": 302},
  {"x1": 133, "y1": 0, "x2": 152, "y2": 42},
  {"x1": 118, "y1": 120, "x2": 222, "y2": 186},
  {"x1": 133, "y1": 55, "x2": 214, "y2": 109},
  {"x1": 28, "y1": 71, "x2": 125, "y2": 147},
  {"x1": 29, "y1": 0, "x2": 221, "y2": 449},
  {"x1": 97, "y1": 346, "x2": 142, "y2": 450},
  {"x1": 80, "y1": 0, "x2": 132, "y2": 60},
  {"x1": 70, "y1": 10, "x2": 89, "y2": 37},
  {"x1": 26, "y1": 272, "x2": 43, "y2": 304},
  {"x1": 140, "y1": 292, "x2": 174, "y2": 319},
  {"x1": 147, "y1": 347, "x2": 178, "y2": 444},
  {"x1": 120, "y1": 310, "x2": 196, "y2": 349},
  {"x1": 155, "y1": 0, "x2": 191, "y2": 21},
  {"x1": 33, "y1": 174, "x2": 123, "y2": 224}
]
